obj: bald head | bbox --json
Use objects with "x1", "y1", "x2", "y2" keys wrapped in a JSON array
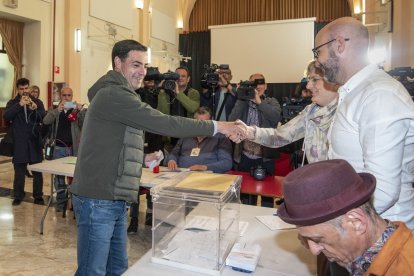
[
  {"x1": 60, "y1": 87, "x2": 74, "y2": 101},
  {"x1": 315, "y1": 17, "x2": 370, "y2": 84},
  {"x1": 322, "y1": 17, "x2": 369, "y2": 53}
]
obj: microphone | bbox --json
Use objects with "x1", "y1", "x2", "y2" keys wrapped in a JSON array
[{"x1": 67, "y1": 104, "x2": 85, "y2": 122}]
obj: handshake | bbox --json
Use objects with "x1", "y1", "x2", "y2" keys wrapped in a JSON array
[{"x1": 217, "y1": 120, "x2": 255, "y2": 143}]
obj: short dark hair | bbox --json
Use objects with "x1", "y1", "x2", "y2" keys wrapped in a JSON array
[
  {"x1": 176, "y1": 66, "x2": 190, "y2": 76},
  {"x1": 194, "y1": 106, "x2": 212, "y2": 118},
  {"x1": 16, "y1": 78, "x2": 30, "y2": 88},
  {"x1": 111, "y1": 39, "x2": 147, "y2": 69}
]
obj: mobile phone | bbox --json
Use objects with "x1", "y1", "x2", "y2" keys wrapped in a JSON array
[{"x1": 64, "y1": 102, "x2": 76, "y2": 109}]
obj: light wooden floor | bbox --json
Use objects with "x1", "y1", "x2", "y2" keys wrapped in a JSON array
[{"x1": 0, "y1": 156, "x2": 152, "y2": 275}]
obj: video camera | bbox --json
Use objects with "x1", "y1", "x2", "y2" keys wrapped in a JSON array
[
  {"x1": 282, "y1": 96, "x2": 312, "y2": 121},
  {"x1": 144, "y1": 67, "x2": 180, "y2": 91},
  {"x1": 200, "y1": 64, "x2": 229, "y2": 89},
  {"x1": 236, "y1": 79, "x2": 265, "y2": 100}
]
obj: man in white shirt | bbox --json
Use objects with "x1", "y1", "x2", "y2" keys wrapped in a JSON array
[{"x1": 315, "y1": 17, "x2": 414, "y2": 230}]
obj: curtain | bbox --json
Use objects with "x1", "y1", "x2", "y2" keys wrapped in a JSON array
[
  {"x1": 189, "y1": 0, "x2": 351, "y2": 32},
  {"x1": 315, "y1": 21, "x2": 331, "y2": 36},
  {"x1": 0, "y1": 19, "x2": 24, "y2": 98},
  {"x1": 179, "y1": 31, "x2": 211, "y2": 91}
]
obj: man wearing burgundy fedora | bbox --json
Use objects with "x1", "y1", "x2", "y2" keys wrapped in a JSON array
[{"x1": 278, "y1": 159, "x2": 414, "y2": 275}]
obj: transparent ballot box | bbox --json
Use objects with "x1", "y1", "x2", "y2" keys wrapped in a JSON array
[{"x1": 151, "y1": 172, "x2": 241, "y2": 276}]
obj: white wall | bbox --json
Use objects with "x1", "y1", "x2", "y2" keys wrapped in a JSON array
[
  {"x1": 147, "y1": 0, "x2": 180, "y2": 72},
  {"x1": 210, "y1": 18, "x2": 316, "y2": 83},
  {"x1": 0, "y1": 0, "x2": 53, "y2": 105},
  {"x1": 78, "y1": 0, "x2": 140, "y2": 104}
]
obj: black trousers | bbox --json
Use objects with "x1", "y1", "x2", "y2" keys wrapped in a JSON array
[{"x1": 13, "y1": 163, "x2": 43, "y2": 200}]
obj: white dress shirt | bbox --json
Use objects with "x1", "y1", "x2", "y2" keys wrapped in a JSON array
[{"x1": 328, "y1": 64, "x2": 414, "y2": 230}]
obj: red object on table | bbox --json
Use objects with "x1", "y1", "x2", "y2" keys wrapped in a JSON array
[{"x1": 225, "y1": 171, "x2": 283, "y2": 198}]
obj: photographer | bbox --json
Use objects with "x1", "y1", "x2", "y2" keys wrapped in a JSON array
[
  {"x1": 158, "y1": 67, "x2": 200, "y2": 148},
  {"x1": 157, "y1": 66, "x2": 200, "y2": 119},
  {"x1": 43, "y1": 87, "x2": 86, "y2": 211},
  {"x1": 200, "y1": 65, "x2": 237, "y2": 121},
  {"x1": 4, "y1": 78, "x2": 46, "y2": 206},
  {"x1": 229, "y1": 73, "x2": 282, "y2": 207}
]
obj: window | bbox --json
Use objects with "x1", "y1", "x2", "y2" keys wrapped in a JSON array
[{"x1": 0, "y1": 35, "x2": 14, "y2": 107}]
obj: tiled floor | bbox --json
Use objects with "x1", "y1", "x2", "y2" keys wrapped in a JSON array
[{"x1": 0, "y1": 156, "x2": 152, "y2": 275}]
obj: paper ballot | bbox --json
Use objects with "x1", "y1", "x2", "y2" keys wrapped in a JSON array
[
  {"x1": 226, "y1": 242, "x2": 261, "y2": 272},
  {"x1": 145, "y1": 150, "x2": 164, "y2": 170},
  {"x1": 255, "y1": 215, "x2": 295, "y2": 230}
]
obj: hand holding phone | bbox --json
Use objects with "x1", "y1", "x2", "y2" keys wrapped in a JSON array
[{"x1": 64, "y1": 101, "x2": 76, "y2": 109}]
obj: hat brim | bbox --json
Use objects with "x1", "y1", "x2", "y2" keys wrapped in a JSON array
[{"x1": 277, "y1": 172, "x2": 376, "y2": 226}]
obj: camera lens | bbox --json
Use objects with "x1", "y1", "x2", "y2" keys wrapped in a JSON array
[{"x1": 163, "y1": 80, "x2": 176, "y2": 91}]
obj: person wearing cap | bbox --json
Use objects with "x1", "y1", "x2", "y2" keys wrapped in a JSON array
[{"x1": 278, "y1": 159, "x2": 414, "y2": 275}]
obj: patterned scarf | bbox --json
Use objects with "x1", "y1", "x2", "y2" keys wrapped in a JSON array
[
  {"x1": 243, "y1": 101, "x2": 262, "y2": 158},
  {"x1": 349, "y1": 221, "x2": 397, "y2": 275}
]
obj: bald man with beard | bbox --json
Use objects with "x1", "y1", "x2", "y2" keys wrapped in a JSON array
[{"x1": 313, "y1": 16, "x2": 414, "y2": 275}]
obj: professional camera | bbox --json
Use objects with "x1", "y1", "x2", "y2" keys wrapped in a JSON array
[
  {"x1": 250, "y1": 165, "x2": 267, "y2": 180},
  {"x1": 144, "y1": 67, "x2": 180, "y2": 91},
  {"x1": 236, "y1": 79, "x2": 265, "y2": 100},
  {"x1": 200, "y1": 64, "x2": 229, "y2": 89},
  {"x1": 160, "y1": 71, "x2": 180, "y2": 91},
  {"x1": 282, "y1": 96, "x2": 312, "y2": 121}
]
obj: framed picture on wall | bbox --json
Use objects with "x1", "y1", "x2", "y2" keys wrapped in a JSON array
[{"x1": 47, "y1": 82, "x2": 66, "y2": 108}]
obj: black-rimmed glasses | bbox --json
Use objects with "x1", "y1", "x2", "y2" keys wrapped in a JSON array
[{"x1": 312, "y1": 38, "x2": 350, "y2": 59}]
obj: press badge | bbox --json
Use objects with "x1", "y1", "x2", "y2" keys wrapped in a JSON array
[{"x1": 190, "y1": 147, "x2": 200, "y2": 156}]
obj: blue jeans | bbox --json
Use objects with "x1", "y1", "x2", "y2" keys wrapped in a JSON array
[
  {"x1": 53, "y1": 146, "x2": 72, "y2": 206},
  {"x1": 72, "y1": 194, "x2": 128, "y2": 276}
]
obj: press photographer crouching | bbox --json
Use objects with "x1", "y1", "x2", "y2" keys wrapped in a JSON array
[
  {"x1": 229, "y1": 73, "x2": 282, "y2": 207},
  {"x1": 200, "y1": 64, "x2": 237, "y2": 121},
  {"x1": 43, "y1": 87, "x2": 86, "y2": 212}
]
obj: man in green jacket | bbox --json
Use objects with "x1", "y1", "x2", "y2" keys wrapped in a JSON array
[
  {"x1": 71, "y1": 39, "x2": 240, "y2": 276},
  {"x1": 277, "y1": 159, "x2": 414, "y2": 276}
]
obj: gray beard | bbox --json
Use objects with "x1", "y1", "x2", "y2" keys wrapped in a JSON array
[{"x1": 319, "y1": 50, "x2": 340, "y2": 83}]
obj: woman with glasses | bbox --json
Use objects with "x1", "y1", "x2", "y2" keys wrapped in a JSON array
[
  {"x1": 235, "y1": 60, "x2": 343, "y2": 276},
  {"x1": 29, "y1": 85, "x2": 40, "y2": 99},
  {"x1": 237, "y1": 60, "x2": 339, "y2": 165}
]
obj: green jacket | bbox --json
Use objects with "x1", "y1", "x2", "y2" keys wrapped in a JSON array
[
  {"x1": 157, "y1": 87, "x2": 200, "y2": 118},
  {"x1": 71, "y1": 70, "x2": 214, "y2": 203}
]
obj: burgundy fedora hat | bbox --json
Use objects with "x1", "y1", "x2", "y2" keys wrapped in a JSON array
[{"x1": 278, "y1": 159, "x2": 376, "y2": 226}]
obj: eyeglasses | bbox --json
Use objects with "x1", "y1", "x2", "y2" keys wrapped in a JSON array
[
  {"x1": 312, "y1": 38, "x2": 350, "y2": 59},
  {"x1": 61, "y1": 94, "x2": 72, "y2": 97}
]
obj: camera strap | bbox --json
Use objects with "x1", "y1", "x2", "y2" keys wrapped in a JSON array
[{"x1": 216, "y1": 92, "x2": 230, "y2": 120}]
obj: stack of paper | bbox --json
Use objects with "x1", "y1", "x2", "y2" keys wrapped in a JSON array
[
  {"x1": 255, "y1": 215, "x2": 295, "y2": 230},
  {"x1": 225, "y1": 242, "x2": 261, "y2": 273}
]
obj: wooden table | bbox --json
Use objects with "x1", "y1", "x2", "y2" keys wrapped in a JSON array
[{"x1": 28, "y1": 157, "x2": 176, "y2": 234}]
